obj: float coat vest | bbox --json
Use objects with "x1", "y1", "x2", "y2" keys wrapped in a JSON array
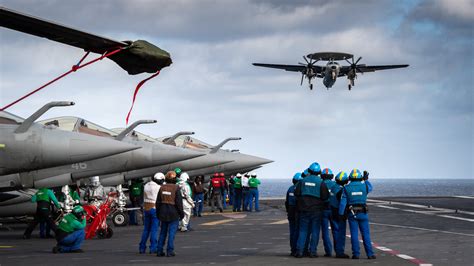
[
  {"x1": 344, "y1": 181, "x2": 368, "y2": 205},
  {"x1": 160, "y1": 184, "x2": 178, "y2": 205},
  {"x1": 287, "y1": 185, "x2": 296, "y2": 206},
  {"x1": 234, "y1": 177, "x2": 242, "y2": 189},
  {"x1": 329, "y1": 184, "x2": 343, "y2": 208},
  {"x1": 300, "y1": 175, "x2": 323, "y2": 198},
  {"x1": 35, "y1": 188, "x2": 51, "y2": 202}
]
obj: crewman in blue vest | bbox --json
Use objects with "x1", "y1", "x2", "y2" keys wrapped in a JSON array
[
  {"x1": 339, "y1": 169, "x2": 376, "y2": 259},
  {"x1": 294, "y1": 162, "x2": 329, "y2": 258},
  {"x1": 320, "y1": 168, "x2": 337, "y2": 257},
  {"x1": 285, "y1": 172, "x2": 302, "y2": 256},
  {"x1": 331, "y1": 171, "x2": 350, "y2": 259}
]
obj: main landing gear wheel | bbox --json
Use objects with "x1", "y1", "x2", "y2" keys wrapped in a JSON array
[{"x1": 112, "y1": 212, "x2": 129, "y2": 227}]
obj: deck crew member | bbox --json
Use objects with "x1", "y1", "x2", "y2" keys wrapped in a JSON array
[
  {"x1": 248, "y1": 173, "x2": 261, "y2": 212},
  {"x1": 178, "y1": 172, "x2": 195, "y2": 232},
  {"x1": 192, "y1": 175, "x2": 205, "y2": 217},
  {"x1": 84, "y1": 176, "x2": 106, "y2": 204},
  {"x1": 156, "y1": 171, "x2": 184, "y2": 257},
  {"x1": 242, "y1": 173, "x2": 250, "y2": 211},
  {"x1": 220, "y1": 173, "x2": 229, "y2": 209},
  {"x1": 53, "y1": 206, "x2": 86, "y2": 253},
  {"x1": 331, "y1": 171, "x2": 350, "y2": 258},
  {"x1": 129, "y1": 179, "x2": 144, "y2": 226},
  {"x1": 139, "y1": 173, "x2": 164, "y2": 254},
  {"x1": 294, "y1": 162, "x2": 329, "y2": 258},
  {"x1": 24, "y1": 187, "x2": 61, "y2": 239},
  {"x1": 232, "y1": 173, "x2": 243, "y2": 212},
  {"x1": 285, "y1": 172, "x2": 302, "y2": 256},
  {"x1": 321, "y1": 168, "x2": 337, "y2": 257},
  {"x1": 339, "y1": 169, "x2": 376, "y2": 259},
  {"x1": 210, "y1": 173, "x2": 224, "y2": 212}
]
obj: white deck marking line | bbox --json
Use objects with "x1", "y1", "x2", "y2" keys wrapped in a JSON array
[
  {"x1": 370, "y1": 222, "x2": 474, "y2": 237},
  {"x1": 374, "y1": 205, "x2": 400, "y2": 210},
  {"x1": 241, "y1": 247, "x2": 259, "y2": 250},
  {"x1": 268, "y1": 219, "x2": 288, "y2": 225},
  {"x1": 453, "y1": 196, "x2": 474, "y2": 199},
  {"x1": 369, "y1": 199, "x2": 474, "y2": 215},
  {"x1": 201, "y1": 219, "x2": 234, "y2": 226},
  {"x1": 219, "y1": 254, "x2": 239, "y2": 257},
  {"x1": 128, "y1": 260, "x2": 150, "y2": 262},
  {"x1": 371, "y1": 241, "x2": 432, "y2": 266},
  {"x1": 397, "y1": 254, "x2": 416, "y2": 260},
  {"x1": 438, "y1": 215, "x2": 474, "y2": 222}
]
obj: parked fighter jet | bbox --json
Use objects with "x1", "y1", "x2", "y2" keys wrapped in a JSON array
[
  {"x1": 0, "y1": 117, "x2": 204, "y2": 191},
  {"x1": 253, "y1": 52, "x2": 409, "y2": 90},
  {"x1": 158, "y1": 135, "x2": 273, "y2": 180},
  {"x1": 0, "y1": 102, "x2": 139, "y2": 177},
  {"x1": 100, "y1": 131, "x2": 233, "y2": 186}
]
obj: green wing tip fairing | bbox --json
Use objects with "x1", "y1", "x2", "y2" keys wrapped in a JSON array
[{"x1": 109, "y1": 40, "x2": 173, "y2": 75}]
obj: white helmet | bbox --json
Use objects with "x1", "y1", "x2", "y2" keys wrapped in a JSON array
[
  {"x1": 89, "y1": 176, "x2": 100, "y2": 187},
  {"x1": 180, "y1": 172, "x2": 189, "y2": 182},
  {"x1": 153, "y1": 172, "x2": 165, "y2": 182},
  {"x1": 251, "y1": 172, "x2": 257, "y2": 178},
  {"x1": 236, "y1": 173, "x2": 242, "y2": 177}
]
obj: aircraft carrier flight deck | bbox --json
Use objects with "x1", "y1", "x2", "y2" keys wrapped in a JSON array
[{"x1": 0, "y1": 196, "x2": 472, "y2": 266}]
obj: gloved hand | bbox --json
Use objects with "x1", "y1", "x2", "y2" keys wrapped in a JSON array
[{"x1": 363, "y1": 171, "x2": 369, "y2": 180}]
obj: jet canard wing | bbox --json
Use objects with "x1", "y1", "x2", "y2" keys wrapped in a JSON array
[
  {"x1": 340, "y1": 64, "x2": 409, "y2": 75},
  {"x1": 252, "y1": 63, "x2": 323, "y2": 73}
]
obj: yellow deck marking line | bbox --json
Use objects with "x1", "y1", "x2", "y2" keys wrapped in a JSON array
[
  {"x1": 0, "y1": 246, "x2": 13, "y2": 248},
  {"x1": 267, "y1": 219, "x2": 288, "y2": 225},
  {"x1": 201, "y1": 219, "x2": 234, "y2": 226},
  {"x1": 0, "y1": 144, "x2": 5, "y2": 149}
]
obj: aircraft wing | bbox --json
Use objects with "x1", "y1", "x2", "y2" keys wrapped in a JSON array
[
  {"x1": 0, "y1": 6, "x2": 127, "y2": 54},
  {"x1": 340, "y1": 64, "x2": 409, "y2": 75},
  {"x1": 252, "y1": 63, "x2": 323, "y2": 73}
]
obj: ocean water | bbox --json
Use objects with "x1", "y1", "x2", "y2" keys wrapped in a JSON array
[{"x1": 259, "y1": 179, "x2": 474, "y2": 198}]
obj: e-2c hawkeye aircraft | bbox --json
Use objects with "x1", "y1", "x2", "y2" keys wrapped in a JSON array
[{"x1": 253, "y1": 52, "x2": 409, "y2": 90}]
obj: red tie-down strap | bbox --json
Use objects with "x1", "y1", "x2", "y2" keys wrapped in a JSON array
[
  {"x1": 125, "y1": 71, "x2": 160, "y2": 125},
  {"x1": 0, "y1": 48, "x2": 123, "y2": 111}
]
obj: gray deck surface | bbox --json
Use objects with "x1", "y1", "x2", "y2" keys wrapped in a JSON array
[{"x1": 0, "y1": 197, "x2": 473, "y2": 265}]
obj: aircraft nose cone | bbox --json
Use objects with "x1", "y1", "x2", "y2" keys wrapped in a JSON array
[
  {"x1": 68, "y1": 135, "x2": 139, "y2": 162},
  {"x1": 152, "y1": 145, "x2": 205, "y2": 165},
  {"x1": 238, "y1": 154, "x2": 273, "y2": 169}
]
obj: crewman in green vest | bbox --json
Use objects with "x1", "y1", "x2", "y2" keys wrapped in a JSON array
[
  {"x1": 129, "y1": 179, "x2": 145, "y2": 225},
  {"x1": 53, "y1": 205, "x2": 86, "y2": 253},
  {"x1": 23, "y1": 187, "x2": 61, "y2": 239},
  {"x1": 248, "y1": 173, "x2": 261, "y2": 212},
  {"x1": 232, "y1": 173, "x2": 243, "y2": 212}
]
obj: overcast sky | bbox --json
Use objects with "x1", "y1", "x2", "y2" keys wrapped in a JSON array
[{"x1": 1, "y1": 0, "x2": 472, "y2": 179}]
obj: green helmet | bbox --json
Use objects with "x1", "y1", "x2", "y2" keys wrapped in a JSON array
[
  {"x1": 174, "y1": 168, "x2": 182, "y2": 177},
  {"x1": 73, "y1": 205, "x2": 84, "y2": 214}
]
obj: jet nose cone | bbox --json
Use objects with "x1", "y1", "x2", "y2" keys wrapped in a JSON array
[
  {"x1": 152, "y1": 145, "x2": 205, "y2": 165},
  {"x1": 69, "y1": 135, "x2": 140, "y2": 162},
  {"x1": 241, "y1": 155, "x2": 273, "y2": 168}
]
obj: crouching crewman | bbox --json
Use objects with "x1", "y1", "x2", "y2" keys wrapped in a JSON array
[{"x1": 53, "y1": 206, "x2": 86, "y2": 253}]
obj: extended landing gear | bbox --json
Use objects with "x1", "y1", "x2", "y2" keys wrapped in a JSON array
[
  {"x1": 348, "y1": 84, "x2": 352, "y2": 90},
  {"x1": 348, "y1": 78, "x2": 355, "y2": 90},
  {"x1": 310, "y1": 84, "x2": 313, "y2": 90}
]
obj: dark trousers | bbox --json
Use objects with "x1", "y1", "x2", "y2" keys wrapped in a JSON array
[
  {"x1": 296, "y1": 211, "x2": 322, "y2": 255},
  {"x1": 288, "y1": 217, "x2": 299, "y2": 254},
  {"x1": 24, "y1": 208, "x2": 57, "y2": 237},
  {"x1": 233, "y1": 188, "x2": 242, "y2": 211},
  {"x1": 321, "y1": 209, "x2": 338, "y2": 256}
]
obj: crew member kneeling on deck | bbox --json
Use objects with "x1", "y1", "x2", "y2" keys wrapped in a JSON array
[
  {"x1": 339, "y1": 169, "x2": 376, "y2": 259},
  {"x1": 294, "y1": 162, "x2": 329, "y2": 258},
  {"x1": 53, "y1": 206, "x2": 86, "y2": 253},
  {"x1": 286, "y1": 172, "x2": 302, "y2": 256},
  {"x1": 156, "y1": 171, "x2": 184, "y2": 257},
  {"x1": 331, "y1": 171, "x2": 350, "y2": 258}
]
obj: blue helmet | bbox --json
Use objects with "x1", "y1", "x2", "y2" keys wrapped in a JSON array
[
  {"x1": 293, "y1": 172, "x2": 302, "y2": 182},
  {"x1": 308, "y1": 162, "x2": 321, "y2": 175},
  {"x1": 321, "y1": 168, "x2": 333, "y2": 179},
  {"x1": 349, "y1": 169, "x2": 363, "y2": 180},
  {"x1": 335, "y1": 171, "x2": 349, "y2": 184},
  {"x1": 301, "y1": 169, "x2": 309, "y2": 178}
]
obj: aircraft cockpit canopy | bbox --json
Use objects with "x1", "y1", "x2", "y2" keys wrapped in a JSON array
[
  {"x1": 158, "y1": 135, "x2": 212, "y2": 151},
  {"x1": 110, "y1": 128, "x2": 158, "y2": 143},
  {"x1": 38, "y1": 117, "x2": 118, "y2": 138},
  {"x1": 0, "y1": 111, "x2": 24, "y2": 125}
]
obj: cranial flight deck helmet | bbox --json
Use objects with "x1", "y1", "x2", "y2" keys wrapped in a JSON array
[
  {"x1": 321, "y1": 168, "x2": 334, "y2": 180},
  {"x1": 307, "y1": 162, "x2": 321, "y2": 175},
  {"x1": 335, "y1": 171, "x2": 349, "y2": 185},
  {"x1": 349, "y1": 169, "x2": 363, "y2": 181}
]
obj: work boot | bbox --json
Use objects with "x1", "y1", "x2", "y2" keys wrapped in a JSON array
[
  {"x1": 52, "y1": 247, "x2": 59, "y2": 254},
  {"x1": 336, "y1": 253, "x2": 350, "y2": 259},
  {"x1": 323, "y1": 254, "x2": 331, "y2": 257},
  {"x1": 368, "y1": 255, "x2": 377, "y2": 259},
  {"x1": 167, "y1": 251, "x2": 176, "y2": 257},
  {"x1": 71, "y1": 249, "x2": 84, "y2": 253},
  {"x1": 352, "y1": 255, "x2": 359, "y2": 259},
  {"x1": 23, "y1": 234, "x2": 30, "y2": 240},
  {"x1": 295, "y1": 253, "x2": 303, "y2": 258},
  {"x1": 157, "y1": 251, "x2": 165, "y2": 257},
  {"x1": 198, "y1": 214, "x2": 202, "y2": 217},
  {"x1": 219, "y1": 208, "x2": 223, "y2": 213},
  {"x1": 309, "y1": 253, "x2": 318, "y2": 258}
]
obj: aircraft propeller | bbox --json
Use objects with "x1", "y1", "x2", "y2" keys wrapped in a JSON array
[
  {"x1": 298, "y1": 55, "x2": 319, "y2": 88},
  {"x1": 345, "y1": 56, "x2": 363, "y2": 90}
]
